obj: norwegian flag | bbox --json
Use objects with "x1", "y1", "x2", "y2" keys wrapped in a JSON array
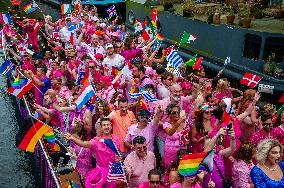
[
  {"x1": 240, "y1": 72, "x2": 262, "y2": 88},
  {"x1": 107, "y1": 162, "x2": 127, "y2": 183}
]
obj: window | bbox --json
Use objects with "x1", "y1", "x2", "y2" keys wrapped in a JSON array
[
  {"x1": 243, "y1": 34, "x2": 262, "y2": 60},
  {"x1": 262, "y1": 37, "x2": 284, "y2": 63}
]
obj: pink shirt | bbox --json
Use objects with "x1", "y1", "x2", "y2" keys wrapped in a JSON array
[
  {"x1": 163, "y1": 122, "x2": 186, "y2": 148},
  {"x1": 125, "y1": 123, "x2": 159, "y2": 152},
  {"x1": 232, "y1": 160, "x2": 254, "y2": 188},
  {"x1": 138, "y1": 182, "x2": 164, "y2": 188},
  {"x1": 124, "y1": 151, "x2": 156, "y2": 188},
  {"x1": 90, "y1": 135, "x2": 120, "y2": 168},
  {"x1": 250, "y1": 129, "x2": 270, "y2": 146},
  {"x1": 270, "y1": 125, "x2": 284, "y2": 145}
]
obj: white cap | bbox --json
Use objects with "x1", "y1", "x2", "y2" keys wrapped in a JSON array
[{"x1": 105, "y1": 43, "x2": 114, "y2": 49}]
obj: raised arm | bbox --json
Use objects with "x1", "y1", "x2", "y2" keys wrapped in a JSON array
[
  {"x1": 65, "y1": 133, "x2": 92, "y2": 148},
  {"x1": 219, "y1": 130, "x2": 236, "y2": 158}
]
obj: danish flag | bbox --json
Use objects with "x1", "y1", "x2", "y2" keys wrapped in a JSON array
[{"x1": 240, "y1": 72, "x2": 262, "y2": 88}]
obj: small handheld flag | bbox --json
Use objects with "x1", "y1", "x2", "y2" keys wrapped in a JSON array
[
  {"x1": 61, "y1": 4, "x2": 72, "y2": 15},
  {"x1": 0, "y1": 60, "x2": 15, "y2": 76},
  {"x1": 180, "y1": 31, "x2": 197, "y2": 44},
  {"x1": 167, "y1": 50, "x2": 184, "y2": 70},
  {"x1": 75, "y1": 79, "x2": 96, "y2": 109},
  {"x1": 7, "y1": 78, "x2": 34, "y2": 99},
  {"x1": 178, "y1": 150, "x2": 214, "y2": 177},
  {"x1": 0, "y1": 14, "x2": 13, "y2": 25},
  {"x1": 23, "y1": 2, "x2": 37, "y2": 14},
  {"x1": 107, "y1": 162, "x2": 127, "y2": 183},
  {"x1": 240, "y1": 72, "x2": 262, "y2": 88},
  {"x1": 106, "y1": 5, "x2": 117, "y2": 19}
]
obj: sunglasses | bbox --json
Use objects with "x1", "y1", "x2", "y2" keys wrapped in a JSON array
[
  {"x1": 150, "y1": 180, "x2": 160, "y2": 185},
  {"x1": 171, "y1": 111, "x2": 180, "y2": 115},
  {"x1": 263, "y1": 123, "x2": 272, "y2": 127}
]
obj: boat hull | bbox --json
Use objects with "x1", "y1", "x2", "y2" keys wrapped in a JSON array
[{"x1": 126, "y1": 1, "x2": 284, "y2": 94}]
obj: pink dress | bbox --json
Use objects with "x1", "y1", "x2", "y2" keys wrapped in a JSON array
[
  {"x1": 163, "y1": 122, "x2": 187, "y2": 170},
  {"x1": 203, "y1": 151, "x2": 224, "y2": 188},
  {"x1": 71, "y1": 142, "x2": 93, "y2": 178},
  {"x1": 232, "y1": 160, "x2": 254, "y2": 188},
  {"x1": 189, "y1": 116, "x2": 218, "y2": 154},
  {"x1": 85, "y1": 135, "x2": 120, "y2": 188}
]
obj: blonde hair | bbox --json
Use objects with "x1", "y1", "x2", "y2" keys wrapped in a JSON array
[{"x1": 256, "y1": 139, "x2": 283, "y2": 164}]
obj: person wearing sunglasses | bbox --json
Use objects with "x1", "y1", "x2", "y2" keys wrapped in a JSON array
[
  {"x1": 250, "y1": 114, "x2": 276, "y2": 146},
  {"x1": 163, "y1": 102, "x2": 187, "y2": 170},
  {"x1": 125, "y1": 136, "x2": 156, "y2": 188},
  {"x1": 125, "y1": 109, "x2": 159, "y2": 153},
  {"x1": 138, "y1": 169, "x2": 164, "y2": 188}
]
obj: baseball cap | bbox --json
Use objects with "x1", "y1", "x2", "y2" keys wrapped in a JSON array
[{"x1": 105, "y1": 43, "x2": 114, "y2": 49}]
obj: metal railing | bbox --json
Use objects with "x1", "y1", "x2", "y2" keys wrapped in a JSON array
[{"x1": 20, "y1": 90, "x2": 61, "y2": 188}]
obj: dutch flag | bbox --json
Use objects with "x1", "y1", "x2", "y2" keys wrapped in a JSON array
[
  {"x1": 1, "y1": 14, "x2": 13, "y2": 25},
  {"x1": 75, "y1": 80, "x2": 96, "y2": 109}
]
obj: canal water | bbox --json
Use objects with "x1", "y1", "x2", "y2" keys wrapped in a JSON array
[{"x1": 0, "y1": 1, "x2": 60, "y2": 187}]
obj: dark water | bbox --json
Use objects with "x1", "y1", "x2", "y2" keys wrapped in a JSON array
[
  {"x1": 0, "y1": 76, "x2": 37, "y2": 187},
  {"x1": 0, "y1": 1, "x2": 60, "y2": 187}
]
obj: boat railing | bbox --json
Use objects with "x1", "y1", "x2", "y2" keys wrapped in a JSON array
[{"x1": 21, "y1": 93, "x2": 61, "y2": 188}]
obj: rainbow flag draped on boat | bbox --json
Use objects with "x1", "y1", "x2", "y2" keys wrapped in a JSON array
[
  {"x1": 178, "y1": 150, "x2": 214, "y2": 177},
  {"x1": 7, "y1": 77, "x2": 34, "y2": 99}
]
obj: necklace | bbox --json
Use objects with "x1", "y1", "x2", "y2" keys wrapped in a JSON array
[
  {"x1": 116, "y1": 110, "x2": 132, "y2": 132},
  {"x1": 263, "y1": 163, "x2": 278, "y2": 172}
]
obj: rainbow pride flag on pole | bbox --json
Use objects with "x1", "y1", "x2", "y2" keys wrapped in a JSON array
[
  {"x1": 61, "y1": 4, "x2": 72, "y2": 15},
  {"x1": 178, "y1": 150, "x2": 214, "y2": 177},
  {"x1": 23, "y1": 2, "x2": 37, "y2": 14}
]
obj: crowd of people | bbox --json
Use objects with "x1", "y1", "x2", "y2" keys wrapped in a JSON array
[{"x1": 2, "y1": 4, "x2": 284, "y2": 188}]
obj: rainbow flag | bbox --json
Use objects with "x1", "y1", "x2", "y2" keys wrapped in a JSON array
[
  {"x1": 7, "y1": 77, "x2": 34, "y2": 99},
  {"x1": 156, "y1": 33, "x2": 164, "y2": 41},
  {"x1": 178, "y1": 150, "x2": 214, "y2": 177},
  {"x1": 18, "y1": 120, "x2": 52, "y2": 152},
  {"x1": 23, "y1": 2, "x2": 37, "y2": 14},
  {"x1": 44, "y1": 131, "x2": 55, "y2": 144},
  {"x1": 67, "y1": 182, "x2": 80, "y2": 188}
]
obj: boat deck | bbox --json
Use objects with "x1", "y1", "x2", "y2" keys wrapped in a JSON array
[{"x1": 153, "y1": 3, "x2": 284, "y2": 34}]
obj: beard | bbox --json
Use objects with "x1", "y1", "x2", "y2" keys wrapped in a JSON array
[{"x1": 103, "y1": 129, "x2": 111, "y2": 135}]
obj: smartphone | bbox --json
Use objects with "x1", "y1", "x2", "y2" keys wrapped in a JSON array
[{"x1": 227, "y1": 123, "x2": 232, "y2": 134}]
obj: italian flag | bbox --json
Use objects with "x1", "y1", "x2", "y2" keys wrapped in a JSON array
[
  {"x1": 61, "y1": 4, "x2": 72, "y2": 15},
  {"x1": 180, "y1": 31, "x2": 197, "y2": 44}
]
